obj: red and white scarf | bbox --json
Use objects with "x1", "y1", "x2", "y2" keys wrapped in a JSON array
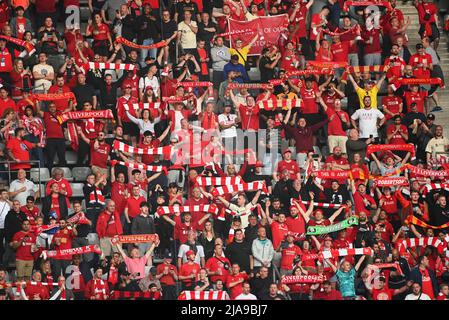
[
  {"x1": 366, "y1": 143, "x2": 416, "y2": 161},
  {"x1": 301, "y1": 248, "x2": 373, "y2": 262},
  {"x1": 257, "y1": 99, "x2": 302, "y2": 110},
  {"x1": 89, "y1": 188, "x2": 105, "y2": 206},
  {"x1": 397, "y1": 236, "x2": 449, "y2": 254},
  {"x1": 343, "y1": 1, "x2": 392, "y2": 11},
  {"x1": 41, "y1": 245, "x2": 102, "y2": 260},
  {"x1": 110, "y1": 234, "x2": 159, "y2": 245},
  {"x1": 31, "y1": 92, "x2": 76, "y2": 103},
  {"x1": 226, "y1": 82, "x2": 273, "y2": 92},
  {"x1": 391, "y1": 77, "x2": 445, "y2": 91},
  {"x1": 113, "y1": 140, "x2": 173, "y2": 156},
  {"x1": 66, "y1": 212, "x2": 90, "y2": 225},
  {"x1": 156, "y1": 204, "x2": 219, "y2": 218},
  {"x1": 297, "y1": 200, "x2": 343, "y2": 209},
  {"x1": 178, "y1": 290, "x2": 229, "y2": 300},
  {"x1": 210, "y1": 181, "x2": 268, "y2": 196},
  {"x1": 115, "y1": 36, "x2": 167, "y2": 50},
  {"x1": 422, "y1": 183, "x2": 449, "y2": 195},
  {"x1": 373, "y1": 177, "x2": 409, "y2": 187},
  {"x1": 58, "y1": 110, "x2": 113, "y2": 124},
  {"x1": 110, "y1": 160, "x2": 168, "y2": 175},
  {"x1": 123, "y1": 102, "x2": 163, "y2": 111},
  {"x1": 195, "y1": 176, "x2": 242, "y2": 186},
  {"x1": 86, "y1": 62, "x2": 136, "y2": 71},
  {"x1": 0, "y1": 35, "x2": 35, "y2": 54},
  {"x1": 281, "y1": 275, "x2": 327, "y2": 284},
  {"x1": 110, "y1": 291, "x2": 155, "y2": 299}
]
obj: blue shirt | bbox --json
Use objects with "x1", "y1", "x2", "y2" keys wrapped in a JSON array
[{"x1": 223, "y1": 62, "x2": 249, "y2": 83}]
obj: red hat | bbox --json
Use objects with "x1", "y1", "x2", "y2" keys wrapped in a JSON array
[
  {"x1": 254, "y1": 161, "x2": 264, "y2": 168},
  {"x1": 283, "y1": 149, "x2": 292, "y2": 155},
  {"x1": 145, "y1": 85, "x2": 154, "y2": 91},
  {"x1": 186, "y1": 250, "x2": 195, "y2": 257},
  {"x1": 324, "y1": 236, "x2": 333, "y2": 242}
]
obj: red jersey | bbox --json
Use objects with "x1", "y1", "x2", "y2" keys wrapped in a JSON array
[
  {"x1": 35, "y1": 0, "x2": 56, "y2": 12},
  {"x1": 372, "y1": 287, "x2": 395, "y2": 300},
  {"x1": 270, "y1": 221, "x2": 289, "y2": 250},
  {"x1": 21, "y1": 205, "x2": 40, "y2": 225},
  {"x1": 353, "y1": 192, "x2": 376, "y2": 214},
  {"x1": 12, "y1": 231, "x2": 36, "y2": 261},
  {"x1": 404, "y1": 90, "x2": 427, "y2": 114},
  {"x1": 280, "y1": 244, "x2": 302, "y2": 270},
  {"x1": 382, "y1": 95, "x2": 402, "y2": 120},
  {"x1": 48, "y1": 85, "x2": 72, "y2": 112},
  {"x1": 156, "y1": 263, "x2": 178, "y2": 286},
  {"x1": 300, "y1": 86, "x2": 318, "y2": 114},
  {"x1": 386, "y1": 124, "x2": 408, "y2": 145},
  {"x1": 380, "y1": 194, "x2": 398, "y2": 215},
  {"x1": 117, "y1": 95, "x2": 138, "y2": 123},
  {"x1": 111, "y1": 181, "x2": 129, "y2": 215},
  {"x1": 290, "y1": 5, "x2": 308, "y2": 38},
  {"x1": 43, "y1": 111, "x2": 65, "y2": 139},
  {"x1": 238, "y1": 104, "x2": 260, "y2": 131},
  {"x1": 175, "y1": 222, "x2": 197, "y2": 244},
  {"x1": 184, "y1": 197, "x2": 209, "y2": 224},
  {"x1": 326, "y1": 107, "x2": 349, "y2": 137},
  {"x1": 226, "y1": 272, "x2": 248, "y2": 299},
  {"x1": 205, "y1": 256, "x2": 231, "y2": 283},
  {"x1": 125, "y1": 196, "x2": 145, "y2": 219},
  {"x1": 362, "y1": 27, "x2": 382, "y2": 54},
  {"x1": 310, "y1": 13, "x2": 323, "y2": 41},
  {"x1": 315, "y1": 47, "x2": 333, "y2": 62},
  {"x1": 6, "y1": 138, "x2": 34, "y2": 170},
  {"x1": 51, "y1": 228, "x2": 75, "y2": 260},
  {"x1": 25, "y1": 282, "x2": 50, "y2": 300},
  {"x1": 276, "y1": 160, "x2": 299, "y2": 179},
  {"x1": 409, "y1": 53, "x2": 432, "y2": 79},
  {"x1": 88, "y1": 23, "x2": 110, "y2": 41},
  {"x1": 0, "y1": 47, "x2": 14, "y2": 73},
  {"x1": 285, "y1": 215, "x2": 306, "y2": 235},
  {"x1": 90, "y1": 141, "x2": 110, "y2": 168},
  {"x1": 384, "y1": 55, "x2": 406, "y2": 79},
  {"x1": 331, "y1": 41, "x2": 349, "y2": 63},
  {"x1": 0, "y1": 97, "x2": 17, "y2": 115},
  {"x1": 179, "y1": 262, "x2": 201, "y2": 284}
]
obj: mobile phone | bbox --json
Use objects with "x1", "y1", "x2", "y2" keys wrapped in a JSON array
[{"x1": 369, "y1": 134, "x2": 373, "y2": 139}]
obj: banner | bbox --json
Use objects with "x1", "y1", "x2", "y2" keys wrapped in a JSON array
[
  {"x1": 41, "y1": 245, "x2": 102, "y2": 260},
  {"x1": 366, "y1": 144, "x2": 415, "y2": 160},
  {"x1": 58, "y1": 110, "x2": 114, "y2": 124},
  {"x1": 373, "y1": 177, "x2": 409, "y2": 187},
  {"x1": 313, "y1": 170, "x2": 350, "y2": 180},
  {"x1": 257, "y1": 99, "x2": 302, "y2": 110},
  {"x1": 227, "y1": 14, "x2": 289, "y2": 55},
  {"x1": 306, "y1": 216, "x2": 359, "y2": 235},
  {"x1": 110, "y1": 234, "x2": 159, "y2": 245},
  {"x1": 195, "y1": 176, "x2": 242, "y2": 186}
]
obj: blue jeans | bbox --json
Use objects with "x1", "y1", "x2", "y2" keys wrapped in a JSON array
[{"x1": 140, "y1": 38, "x2": 157, "y2": 67}]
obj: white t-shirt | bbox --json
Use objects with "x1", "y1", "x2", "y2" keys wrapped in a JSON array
[
  {"x1": 178, "y1": 244, "x2": 205, "y2": 265},
  {"x1": 138, "y1": 75, "x2": 160, "y2": 97},
  {"x1": 235, "y1": 292, "x2": 258, "y2": 300},
  {"x1": 404, "y1": 293, "x2": 431, "y2": 300},
  {"x1": 0, "y1": 201, "x2": 10, "y2": 229},
  {"x1": 9, "y1": 179, "x2": 38, "y2": 206},
  {"x1": 33, "y1": 63, "x2": 54, "y2": 91},
  {"x1": 178, "y1": 21, "x2": 198, "y2": 50},
  {"x1": 351, "y1": 108, "x2": 384, "y2": 138},
  {"x1": 218, "y1": 113, "x2": 238, "y2": 138}
]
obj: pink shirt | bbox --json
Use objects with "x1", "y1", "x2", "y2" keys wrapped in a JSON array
[{"x1": 124, "y1": 255, "x2": 148, "y2": 279}]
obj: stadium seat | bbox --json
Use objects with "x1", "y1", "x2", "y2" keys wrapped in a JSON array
[
  {"x1": 71, "y1": 183, "x2": 85, "y2": 198},
  {"x1": 65, "y1": 151, "x2": 78, "y2": 165},
  {"x1": 72, "y1": 167, "x2": 92, "y2": 182},
  {"x1": 30, "y1": 168, "x2": 51, "y2": 183},
  {"x1": 52, "y1": 167, "x2": 73, "y2": 181}
]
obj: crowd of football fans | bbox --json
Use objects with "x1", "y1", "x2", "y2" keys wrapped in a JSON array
[{"x1": 0, "y1": 0, "x2": 448, "y2": 300}]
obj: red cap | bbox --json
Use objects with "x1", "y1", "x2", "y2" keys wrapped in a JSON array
[
  {"x1": 254, "y1": 161, "x2": 264, "y2": 168},
  {"x1": 186, "y1": 250, "x2": 195, "y2": 257},
  {"x1": 283, "y1": 149, "x2": 292, "y2": 155}
]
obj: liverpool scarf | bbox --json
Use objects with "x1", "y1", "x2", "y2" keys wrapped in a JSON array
[
  {"x1": 422, "y1": 183, "x2": 449, "y2": 195},
  {"x1": 113, "y1": 140, "x2": 173, "y2": 156},
  {"x1": 123, "y1": 102, "x2": 163, "y2": 111},
  {"x1": 110, "y1": 234, "x2": 159, "y2": 245},
  {"x1": 405, "y1": 215, "x2": 449, "y2": 231},
  {"x1": 162, "y1": 94, "x2": 195, "y2": 103},
  {"x1": 373, "y1": 177, "x2": 409, "y2": 187},
  {"x1": 210, "y1": 181, "x2": 268, "y2": 196},
  {"x1": 58, "y1": 110, "x2": 114, "y2": 124},
  {"x1": 41, "y1": 245, "x2": 102, "y2": 260},
  {"x1": 306, "y1": 216, "x2": 359, "y2": 235},
  {"x1": 66, "y1": 212, "x2": 90, "y2": 225},
  {"x1": 257, "y1": 99, "x2": 302, "y2": 110},
  {"x1": 226, "y1": 82, "x2": 273, "y2": 91},
  {"x1": 301, "y1": 247, "x2": 373, "y2": 262},
  {"x1": 406, "y1": 165, "x2": 449, "y2": 178},
  {"x1": 313, "y1": 170, "x2": 350, "y2": 180},
  {"x1": 195, "y1": 176, "x2": 242, "y2": 186},
  {"x1": 156, "y1": 204, "x2": 219, "y2": 217},
  {"x1": 115, "y1": 36, "x2": 167, "y2": 50},
  {"x1": 281, "y1": 275, "x2": 327, "y2": 284},
  {"x1": 341, "y1": 65, "x2": 387, "y2": 83},
  {"x1": 110, "y1": 160, "x2": 168, "y2": 174},
  {"x1": 285, "y1": 69, "x2": 334, "y2": 77},
  {"x1": 308, "y1": 60, "x2": 348, "y2": 70},
  {"x1": 343, "y1": 1, "x2": 392, "y2": 11},
  {"x1": 31, "y1": 92, "x2": 76, "y2": 103},
  {"x1": 178, "y1": 290, "x2": 230, "y2": 300},
  {"x1": 391, "y1": 77, "x2": 444, "y2": 91},
  {"x1": 297, "y1": 200, "x2": 343, "y2": 209},
  {"x1": 86, "y1": 62, "x2": 136, "y2": 71},
  {"x1": 366, "y1": 144, "x2": 416, "y2": 161},
  {"x1": 110, "y1": 291, "x2": 156, "y2": 299},
  {"x1": 397, "y1": 236, "x2": 448, "y2": 254},
  {"x1": 0, "y1": 35, "x2": 35, "y2": 54}
]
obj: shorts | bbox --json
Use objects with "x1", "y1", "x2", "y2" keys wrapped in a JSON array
[
  {"x1": 328, "y1": 135, "x2": 348, "y2": 154},
  {"x1": 16, "y1": 259, "x2": 34, "y2": 278},
  {"x1": 364, "y1": 53, "x2": 382, "y2": 66},
  {"x1": 92, "y1": 165, "x2": 108, "y2": 178},
  {"x1": 122, "y1": 121, "x2": 140, "y2": 138}
]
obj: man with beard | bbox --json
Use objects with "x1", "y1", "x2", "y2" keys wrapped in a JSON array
[
  {"x1": 77, "y1": 130, "x2": 111, "y2": 179},
  {"x1": 84, "y1": 267, "x2": 110, "y2": 300},
  {"x1": 427, "y1": 193, "x2": 449, "y2": 231}
]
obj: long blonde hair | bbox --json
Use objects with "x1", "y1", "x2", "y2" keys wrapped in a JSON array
[{"x1": 202, "y1": 220, "x2": 215, "y2": 239}]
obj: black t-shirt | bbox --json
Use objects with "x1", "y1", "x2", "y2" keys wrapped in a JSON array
[
  {"x1": 225, "y1": 240, "x2": 252, "y2": 273},
  {"x1": 259, "y1": 56, "x2": 275, "y2": 83},
  {"x1": 72, "y1": 84, "x2": 95, "y2": 110},
  {"x1": 161, "y1": 20, "x2": 178, "y2": 40},
  {"x1": 198, "y1": 21, "x2": 217, "y2": 44}
]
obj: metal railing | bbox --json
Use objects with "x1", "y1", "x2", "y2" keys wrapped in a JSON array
[{"x1": 0, "y1": 160, "x2": 43, "y2": 201}]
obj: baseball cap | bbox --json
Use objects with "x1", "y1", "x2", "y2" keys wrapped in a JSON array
[
  {"x1": 254, "y1": 161, "x2": 264, "y2": 168},
  {"x1": 283, "y1": 149, "x2": 292, "y2": 155},
  {"x1": 416, "y1": 43, "x2": 424, "y2": 49},
  {"x1": 186, "y1": 250, "x2": 195, "y2": 257},
  {"x1": 164, "y1": 251, "x2": 173, "y2": 260},
  {"x1": 427, "y1": 113, "x2": 435, "y2": 120}
]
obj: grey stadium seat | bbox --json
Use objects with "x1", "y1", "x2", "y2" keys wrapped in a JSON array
[
  {"x1": 52, "y1": 167, "x2": 73, "y2": 181},
  {"x1": 71, "y1": 183, "x2": 85, "y2": 198},
  {"x1": 72, "y1": 167, "x2": 92, "y2": 182},
  {"x1": 30, "y1": 168, "x2": 51, "y2": 183}
]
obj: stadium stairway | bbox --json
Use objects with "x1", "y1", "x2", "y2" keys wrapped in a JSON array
[{"x1": 396, "y1": 3, "x2": 449, "y2": 133}]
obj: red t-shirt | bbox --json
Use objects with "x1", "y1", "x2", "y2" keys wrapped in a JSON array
[
  {"x1": 270, "y1": 221, "x2": 289, "y2": 250},
  {"x1": 12, "y1": 231, "x2": 36, "y2": 261},
  {"x1": 290, "y1": 5, "x2": 308, "y2": 38},
  {"x1": 362, "y1": 28, "x2": 382, "y2": 54},
  {"x1": 51, "y1": 228, "x2": 75, "y2": 260},
  {"x1": 175, "y1": 222, "x2": 198, "y2": 244},
  {"x1": 310, "y1": 14, "x2": 323, "y2": 41},
  {"x1": 111, "y1": 181, "x2": 129, "y2": 215},
  {"x1": 382, "y1": 95, "x2": 402, "y2": 120},
  {"x1": 205, "y1": 256, "x2": 231, "y2": 283},
  {"x1": 184, "y1": 197, "x2": 209, "y2": 224},
  {"x1": 6, "y1": 138, "x2": 34, "y2": 170},
  {"x1": 43, "y1": 111, "x2": 65, "y2": 139},
  {"x1": 140, "y1": 139, "x2": 160, "y2": 164},
  {"x1": 404, "y1": 91, "x2": 427, "y2": 114},
  {"x1": 386, "y1": 124, "x2": 408, "y2": 145},
  {"x1": 117, "y1": 95, "x2": 138, "y2": 123},
  {"x1": 276, "y1": 160, "x2": 299, "y2": 179},
  {"x1": 384, "y1": 56, "x2": 406, "y2": 79},
  {"x1": 353, "y1": 192, "x2": 376, "y2": 214},
  {"x1": 90, "y1": 141, "x2": 111, "y2": 168},
  {"x1": 372, "y1": 287, "x2": 395, "y2": 300},
  {"x1": 21, "y1": 205, "x2": 40, "y2": 225},
  {"x1": 25, "y1": 282, "x2": 50, "y2": 300},
  {"x1": 238, "y1": 104, "x2": 260, "y2": 130},
  {"x1": 156, "y1": 263, "x2": 178, "y2": 286},
  {"x1": 179, "y1": 262, "x2": 200, "y2": 284},
  {"x1": 280, "y1": 245, "x2": 302, "y2": 270},
  {"x1": 300, "y1": 86, "x2": 318, "y2": 114},
  {"x1": 380, "y1": 195, "x2": 398, "y2": 215},
  {"x1": 0, "y1": 97, "x2": 17, "y2": 115},
  {"x1": 285, "y1": 215, "x2": 306, "y2": 235},
  {"x1": 326, "y1": 108, "x2": 349, "y2": 137},
  {"x1": 48, "y1": 85, "x2": 72, "y2": 112},
  {"x1": 420, "y1": 268, "x2": 435, "y2": 299},
  {"x1": 226, "y1": 272, "x2": 248, "y2": 299},
  {"x1": 409, "y1": 53, "x2": 432, "y2": 79},
  {"x1": 35, "y1": 0, "x2": 56, "y2": 12},
  {"x1": 125, "y1": 196, "x2": 145, "y2": 219},
  {"x1": 331, "y1": 41, "x2": 349, "y2": 63},
  {"x1": 88, "y1": 23, "x2": 110, "y2": 41}
]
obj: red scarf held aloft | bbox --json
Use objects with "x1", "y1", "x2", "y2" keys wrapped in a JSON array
[
  {"x1": 313, "y1": 170, "x2": 350, "y2": 180},
  {"x1": 373, "y1": 177, "x2": 409, "y2": 187},
  {"x1": 366, "y1": 144, "x2": 416, "y2": 160},
  {"x1": 281, "y1": 275, "x2": 327, "y2": 284},
  {"x1": 115, "y1": 36, "x2": 167, "y2": 49},
  {"x1": 405, "y1": 215, "x2": 449, "y2": 232},
  {"x1": 322, "y1": 25, "x2": 357, "y2": 37},
  {"x1": 343, "y1": 1, "x2": 393, "y2": 12},
  {"x1": 391, "y1": 77, "x2": 444, "y2": 91},
  {"x1": 110, "y1": 291, "x2": 156, "y2": 299},
  {"x1": 110, "y1": 234, "x2": 159, "y2": 245},
  {"x1": 341, "y1": 65, "x2": 387, "y2": 83},
  {"x1": 162, "y1": 94, "x2": 195, "y2": 103},
  {"x1": 58, "y1": 109, "x2": 114, "y2": 124},
  {"x1": 156, "y1": 204, "x2": 219, "y2": 217},
  {"x1": 31, "y1": 92, "x2": 76, "y2": 102},
  {"x1": 178, "y1": 290, "x2": 230, "y2": 300},
  {"x1": 210, "y1": 181, "x2": 268, "y2": 197},
  {"x1": 195, "y1": 176, "x2": 242, "y2": 186},
  {"x1": 0, "y1": 35, "x2": 35, "y2": 54},
  {"x1": 406, "y1": 164, "x2": 449, "y2": 177},
  {"x1": 421, "y1": 183, "x2": 449, "y2": 195},
  {"x1": 85, "y1": 62, "x2": 136, "y2": 72},
  {"x1": 41, "y1": 245, "x2": 102, "y2": 260},
  {"x1": 113, "y1": 140, "x2": 173, "y2": 156},
  {"x1": 226, "y1": 82, "x2": 273, "y2": 92},
  {"x1": 110, "y1": 160, "x2": 168, "y2": 175},
  {"x1": 397, "y1": 235, "x2": 449, "y2": 254},
  {"x1": 307, "y1": 60, "x2": 348, "y2": 71},
  {"x1": 257, "y1": 99, "x2": 302, "y2": 110},
  {"x1": 123, "y1": 102, "x2": 163, "y2": 111},
  {"x1": 66, "y1": 212, "x2": 90, "y2": 225},
  {"x1": 301, "y1": 248, "x2": 373, "y2": 262}
]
